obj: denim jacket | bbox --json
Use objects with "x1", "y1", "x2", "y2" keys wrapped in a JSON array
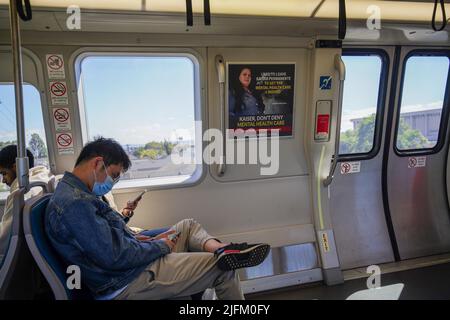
[{"x1": 45, "y1": 172, "x2": 170, "y2": 297}]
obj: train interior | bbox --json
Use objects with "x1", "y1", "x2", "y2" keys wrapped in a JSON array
[{"x1": 0, "y1": 0, "x2": 450, "y2": 301}]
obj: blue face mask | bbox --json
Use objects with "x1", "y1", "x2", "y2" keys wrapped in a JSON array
[{"x1": 92, "y1": 162, "x2": 116, "y2": 196}]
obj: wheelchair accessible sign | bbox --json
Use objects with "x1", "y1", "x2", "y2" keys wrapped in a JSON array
[{"x1": 319, "y1": 76, "x2": 332, "y2": 90}]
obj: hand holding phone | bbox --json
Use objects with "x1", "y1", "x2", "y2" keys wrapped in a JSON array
[{"x1": 126, "y1": 189, "x2": 148, "y2": 209}]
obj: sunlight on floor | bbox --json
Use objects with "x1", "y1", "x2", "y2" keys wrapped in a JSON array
[{"x1": 346, "y1": 284, "x2": 405, "y2": 300}]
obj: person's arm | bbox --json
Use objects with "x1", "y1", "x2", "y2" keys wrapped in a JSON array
[
  {"x1": 61, "y1": 199, "x2": 171, "y2": 271},
  {"x1": 101, "y1": 193, "x2": 133, "y2": 224}
]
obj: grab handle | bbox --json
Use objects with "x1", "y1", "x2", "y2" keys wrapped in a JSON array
[
  {"x1": 323, "y1": 54, "x2": 346, "y2": 187},
  {"x1": 215, "y1": 55, "x2": 226, "y2": 176}
]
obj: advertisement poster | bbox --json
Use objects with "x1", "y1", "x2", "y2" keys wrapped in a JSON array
[{"x1": 228, "y1": 64, "x2": 295, "y2": 137}]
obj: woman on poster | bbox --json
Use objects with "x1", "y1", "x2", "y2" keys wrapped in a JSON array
[{"x1": 229, "y1": 67, "x2": 265, "y2": 120}]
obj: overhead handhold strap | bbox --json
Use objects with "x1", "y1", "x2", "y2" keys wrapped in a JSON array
[
  {"x1": 16, "y1": 0, "x2": 32, "y2": 21},
  {"x1": 204, "y1": 0, "x2": 211, "y2": 25},
  {"x1": 338, "y1": 0, "x2": 346, "y2": 40},
  {"x1": 432, "y1": 0, "x2": 447, "y2": 32},
  {"x1": 186, "y1": 0, "x2": 193, "y2": 26}
]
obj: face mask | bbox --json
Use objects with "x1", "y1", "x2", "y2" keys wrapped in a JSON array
[{"x1": 92, "y1": 162, "x2": 116, "y2": 196}]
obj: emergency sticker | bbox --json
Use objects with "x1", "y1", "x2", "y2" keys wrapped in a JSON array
[
  {"x1": 49, "y1": 81, "x2": 69, "y2": 105},
  {"x1": 46, "y1": 54, "x2": 66, "y2": 79},
  {"x1": 340, "y1": 161, "x2": 361, "y2": 175},
  {"x1": 320, "y1": 232, "x2": 330, "y2": 253},
  {"x1": 52, "y1": 107, "x2": 71, "y2": 131}
]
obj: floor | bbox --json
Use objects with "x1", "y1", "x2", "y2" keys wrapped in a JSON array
[{"x1": 246, "y1": 261, "x2": 450, "y2": 300}]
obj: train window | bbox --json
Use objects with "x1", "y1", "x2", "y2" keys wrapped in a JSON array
[
  {"x1": 0, "y1": 84, "x2": 49, "y2": 199},
  {"x1": 395, "y1": 54, "x2": 450, "y2": 152},
  {"x1": 339, "y1": 53, "x2": 384, "y2": 156},
  {"x1": 77, "y1": 54, "x2": 201, "y2": 189}
]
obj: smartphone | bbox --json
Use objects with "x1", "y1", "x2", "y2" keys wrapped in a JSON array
[
  {"x1": 132, "y1": 189, "x2": 148, "y2": 203},
  {"x1": 168, "y1": 231, "x2": 181, "y2": 241}
]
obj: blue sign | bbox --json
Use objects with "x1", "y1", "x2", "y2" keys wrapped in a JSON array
[{"x1": 319, "y1": 76, "x2": 332, "y2": 90}]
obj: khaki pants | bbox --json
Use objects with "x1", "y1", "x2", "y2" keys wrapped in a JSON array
[{"x1": 115, "y1": 219, "x2": 244, "y2": 300}]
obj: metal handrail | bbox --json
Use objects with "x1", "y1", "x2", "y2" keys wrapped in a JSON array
[
  {"x1": 215, "y1": 55, "x2": 226, "y2": 177},
  {"x1": 27, "y1": 181, "x2": 50, "y2": 194},
  {"x1": 8, "y1": 0, "x2": 29, "y2": 189},
  {"x1": 323, "y1": 54, "x2": 346, "y2": 187}
]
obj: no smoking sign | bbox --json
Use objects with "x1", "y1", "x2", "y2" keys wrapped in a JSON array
[{"x1": 49, "y1": 81, "x2": 69, "y2": 105}]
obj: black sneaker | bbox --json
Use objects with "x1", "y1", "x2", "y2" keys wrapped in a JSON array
[{"x1": 214, "y1": 243, "x2": 270, "y2": 271}]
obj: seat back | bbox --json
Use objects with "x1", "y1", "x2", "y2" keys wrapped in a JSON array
[
  {"x1": 0, "y1": 188, "x2": 26, "y2": 299},
  {"x1": 23, "y1": 194, "x2": 92, "y2": 300},
  {"x1": 47, "y1": 174, "x2": 63, "y2": 193}
]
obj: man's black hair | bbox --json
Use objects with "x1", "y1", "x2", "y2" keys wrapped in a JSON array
[
  {"x1": 75, "y1": 137, "x2": 131, "y2": 171},
  {"x1": 0, "y1": 145, "x2": 35, "y2": 169}
]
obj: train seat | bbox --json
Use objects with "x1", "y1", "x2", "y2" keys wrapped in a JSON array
[
  {"x1": 1, "y1": 181, "x2": 50, "y2": 299},
  {"x1": 47, "y1": 174, "x2": 63, "y2": 193},
  {"x1": 22, "y1": 193, "x2": 206, "y2": 300},
  {"x1": 0, "y1": 189, "x2": 26, "y2": 298},
  {"x1": 23, "y1": 194, "x2": 93, "y2": 300}
]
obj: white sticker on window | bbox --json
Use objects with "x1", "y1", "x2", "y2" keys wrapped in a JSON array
[
  {"x1": 408, "y1": 156, "x2": 426, "y2": 169},
  {"x1": 46, "y1": 54, "x2": 66, "y2": 79},
  {"x1": 340, "y1": 161, "x2": 361, "y2": 175}
]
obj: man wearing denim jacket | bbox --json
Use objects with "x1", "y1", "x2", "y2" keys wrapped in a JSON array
[{"x1": 45, "y1": 137, "x2": 270, "y2": 300}]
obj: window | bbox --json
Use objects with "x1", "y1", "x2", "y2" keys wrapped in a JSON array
[
  {"x1": 396, "y1": 54, "x2": 449, "y2": 151},
  {"x1": 77, "y1": 54, "x2": 201, "y2": 189},
  {"x1": 0, "y1": 84, "x2": 49, "y2": 199},
  {"x1": 339, "y1": 53, "x2": 384, "y2": 156}
]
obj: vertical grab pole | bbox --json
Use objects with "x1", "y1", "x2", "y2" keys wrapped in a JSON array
[
  {"x1": 215, "y1": 55, "x2": 226, "y2": 176},
  {"x1": 9, "y1": 0, "x2": 29, "y2": 188},
  {"x1": 323, "y1": 54, "x2": 346, "y2": 187}
]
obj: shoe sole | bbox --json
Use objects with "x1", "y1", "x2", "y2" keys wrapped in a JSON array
[{"x1": 217, "y1": 244, "x2": 270, "y2": 271}]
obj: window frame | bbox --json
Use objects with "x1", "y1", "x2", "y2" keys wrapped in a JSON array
[
  {"x1": 393, "y1": 49, "x2": 450, "y2": 156},
  {"x1": 0, "y1": 46, "x2": 56, "y2": 202},
  {"x1": 337, "y1": 48, "x2": 390, "y2": 161},
  {"x1": 0, "y1": 82, "x2": 51, "y2": 201},
  {"x1": 72, "y1": 49, "x2": 206, "y2": 193}
]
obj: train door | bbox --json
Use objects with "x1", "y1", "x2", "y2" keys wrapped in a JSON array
[
  {"x1": 386, "y1": 48, "x2": 450, "y2": 260},
  {"x1": 329, "y1": 47, "x2": 395, "y2": 269},
  {"x1": 331, "y1": 46, "x2": 450, "y2": 269}
]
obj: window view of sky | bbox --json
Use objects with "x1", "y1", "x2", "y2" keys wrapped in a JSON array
[
  {"x1": 79, "y1": 56, "x2": 198, "y2": 182},
  {"x1": 341, "y1": 55, "x2": 448, "y2": 132},
  {"x1": 0, "y1": 84, "x2": 47, "y2": 144},
  {"x1": 80, "y1": 56, "x2": 196, "y2": 145},
  {"x1": 0, "y1": 84, "x2": 48, "y2": 195},
  {"x1": 400, "y1": 56, "x2": 449, "y2": 109},
  {"x1": 341, "y1": 55, "x2": 382, "y2": 132}
]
